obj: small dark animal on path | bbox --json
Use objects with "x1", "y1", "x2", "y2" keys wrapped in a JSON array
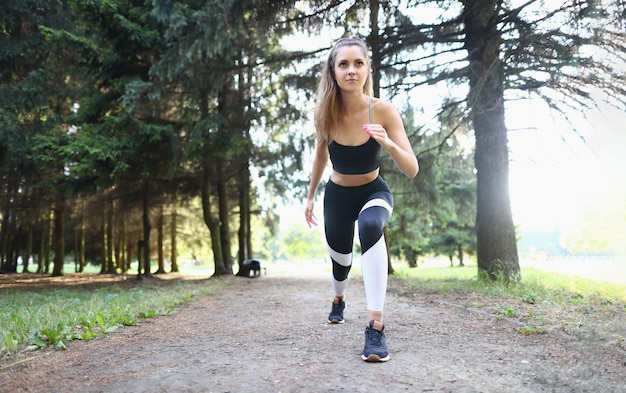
[{"x1": 236, "y1": 259, "x2": 264, "y2": 278}]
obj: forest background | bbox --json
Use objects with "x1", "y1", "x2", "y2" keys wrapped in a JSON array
[{"x1": 1, "y1": 0, "x2": 625, "y2": 281}]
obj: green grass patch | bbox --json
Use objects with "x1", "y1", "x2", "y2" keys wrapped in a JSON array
[
  {"x1": 395, "y1": 265, "x2": 626, "y2": 304},
  {"x1": 394, "y1": 265, "x2": 626, "y2": 340},
  {"x1": 0, "y1": 277, "x2": 225, "y2": 358}
]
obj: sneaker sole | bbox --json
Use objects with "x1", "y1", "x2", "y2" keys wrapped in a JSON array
[{"x1": 361, "y1": 353, "x2": 390, "y2": 362}]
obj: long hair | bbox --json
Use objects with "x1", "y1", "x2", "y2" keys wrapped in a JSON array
[{"x1": 313, "y1": 37, "x2": 373, "y2": 143}]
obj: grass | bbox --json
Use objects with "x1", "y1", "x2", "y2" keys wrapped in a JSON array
[
  {"x1": 394, "y1": 265, "x2": 626, "y2": 342},
  {"x1": 0, "y1": 276, "x2": 225, "y2": 359},
  {"x1": 395, "y1": 265, "x2": 626, "y2": 304}
]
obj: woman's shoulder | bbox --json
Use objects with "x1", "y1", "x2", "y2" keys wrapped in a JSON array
[
  {"x1": 371, "y1": 96, "x2": 393, "y2": 107},
  {"x1": 371, "y1": 97, "x2": 400, "y2": 119}
]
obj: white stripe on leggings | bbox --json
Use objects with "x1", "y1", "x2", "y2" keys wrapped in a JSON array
[
  {"x1": 360, "y1": 198, "x2": 393, "y2": 215},
  {"x1": 328, "y1": 247, "x2": 352, "y2": 267},
  {"x1": 361, "y1": 236, "x2": 388, "y2": 312}
]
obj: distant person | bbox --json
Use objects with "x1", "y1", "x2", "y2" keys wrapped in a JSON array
[{"x1": 304, "y1": 36, "x2": 418, "y2": 362}]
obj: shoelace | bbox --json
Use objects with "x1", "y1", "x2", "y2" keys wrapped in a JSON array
[{"x1": 367, "y1": 328, "x2": 382, "y2": 346}]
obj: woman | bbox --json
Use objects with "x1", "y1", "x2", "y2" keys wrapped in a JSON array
[{"x1": 304, "y1": 36, "x2": 418, "y2": 362}]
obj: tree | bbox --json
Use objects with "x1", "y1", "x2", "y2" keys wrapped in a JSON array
[
  {"x1": 461, "y1": 0, "x2": 518, "y2": 280},
  {"x1": 446, "y1": 0, "x2": 624, "y2": 279},
  {"x1": 0, "y1": 1, "x2": 82, "y2": 276},
  {"x1": 64, "y1": 0, "x2": 177, "y2": 277},
  {"x1": 0, "y1": 1, "x2": 49, "y2": 272}
]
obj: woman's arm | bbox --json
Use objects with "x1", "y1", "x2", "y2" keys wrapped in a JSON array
[
  {"x1": 304, "y1": 138, "x2": 330, "y2": 227},
  {"x1": 365, "y1": 100, "x2": 419, "y2": 178}
]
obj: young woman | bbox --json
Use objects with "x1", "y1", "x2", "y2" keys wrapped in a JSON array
[{"x1": 304, "y1": 36, "x2": 418, "y2": 362}]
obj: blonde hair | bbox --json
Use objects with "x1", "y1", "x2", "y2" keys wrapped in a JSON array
[{"x1": 313, "y1": 36, "x2": 373, "y2": 143}]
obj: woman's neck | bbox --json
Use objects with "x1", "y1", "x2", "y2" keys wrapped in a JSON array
[{"x1": 340, "y1": 92, "x2": 367, "y2": 115}]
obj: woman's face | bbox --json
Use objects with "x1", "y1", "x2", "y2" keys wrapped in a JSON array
[{"x1": 333, "y1": 45, "x2": 369, "y2": 92}]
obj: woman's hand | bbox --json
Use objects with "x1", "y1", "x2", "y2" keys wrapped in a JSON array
[
  {"x1": 364, "y1": 123, "x2": 390, "y2": 149},
  {"x1": 304, "y1": 200, "x2": 318, "y2": 227},
  {"x1": 364, "y1": 112, "x2": 419, "y2": 179}
]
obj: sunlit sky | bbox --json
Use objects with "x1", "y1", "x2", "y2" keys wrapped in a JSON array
[{"x1": 507, "y1": 98, "x2": 626, "y2": 230}]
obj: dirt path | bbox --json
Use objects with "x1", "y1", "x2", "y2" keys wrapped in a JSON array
[{"x1": 1, "y1": 270, "x2": 624, "y2": 393}]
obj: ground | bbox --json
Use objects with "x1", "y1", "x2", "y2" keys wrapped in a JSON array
[{"x1": 0, "y1": 268, "x2": 624, "y2": 393}]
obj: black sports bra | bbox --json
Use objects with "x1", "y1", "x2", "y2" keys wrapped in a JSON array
[{"x1": 328, "y1": 97, "x2": 382, "y2": 175}]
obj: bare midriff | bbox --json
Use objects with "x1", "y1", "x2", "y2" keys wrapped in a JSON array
[{"x1": 330, "y1": 169, "x2": 379, "y2": 187}]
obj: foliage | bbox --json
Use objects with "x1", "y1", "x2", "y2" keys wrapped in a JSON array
[{"x1": 264, "y1": 224, "x2": 328, "y2": 262}]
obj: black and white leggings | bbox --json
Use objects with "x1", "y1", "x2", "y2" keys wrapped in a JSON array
[{"x1": 323, "y1": 176, "x2": 393, "y2": 312}]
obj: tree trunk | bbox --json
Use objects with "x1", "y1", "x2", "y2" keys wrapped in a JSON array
[
  {"x1": 37, "y1": 220, "x2": 46, "y2": 274},
  {"x1": 198, "y1": 86, "x2": 227, "y2": 277},
  {"x1": 73, "y1": 207, "x2": 85, "y2": 273},
  {"x1": 155, "y1": 204, "x2": 165, "y2": 274},
  {"x1": 170, "y1": 206, "x2": 179, "y2": 273},
  {"x1": 116, "y1": 214, "x2": 125, "y2": 272},
  {"x1": 214, "y1": 84, "x2": 238, "y2": 276},
  {"x1": 100, "y1": 207, "x2": 108, "y2": 274},
  {"x1": 74, "y1": 229, "x2": 80, "y2": 273},
  {"x1": 136, "y1": 240, "x2": 144, "y2": 279},
  {"x1": 0, "y1": 202, "x2": 9, "y2": 273},
  {"x1": 44, "y1": 208, "x2": 53, "y2": 274},
  {"x1": 51, "y1": 200, "x2": 64, "y2": 277},
  {"x1": 24, "y1": 224, "x2": 33, "y2": 273},
  {"x1": 216, "y1": 161, "x2": 233, "y2": 275},
  {"x1": 0, "y1": 209, "x2": 18, "y2": 274},
  {"x1": 238, "y1": 162, "x2": 251, "y2": 263},
  {"x1": 142, "y1": 182, "x2": 152, "y2": 277},
  {"x1": 79, "y1": 219, "x2": 85, "y2": 273},
  {"x1": 368, "y1": 1, "x2": 394, "y2": 275},
  {"x1": 201, "y1": 177, "x2": 224, "y2": 275},
  {"x1": 126, "y1": 240, "x2": 133, "y2": 274},
  {"x1": 404, "y1": 246, "x2": 418, "y2": 268},
  {"x1": 464, "y1": 0, "x2": 520, "y2": 281},
  {"x1": 245, "y1": 206, "x2": 252, "y2": 262},
  {"x1": 9, "y1": 240, "x2": 18, "y2": 274},
  {"x1": 0, "y1": 176, "x2": 19, "y2": 273},
  {"x1": 237, "y1": 50, "x2": 255, "y2": 265},
  {"x1": 106, "y1": 200, "x2": 115, "y2": 273},
  {"x1": 368, "y1": 0, "x2": 381, "y2": 95}
]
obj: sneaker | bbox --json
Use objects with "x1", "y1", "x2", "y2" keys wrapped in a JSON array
[
  {"x1": 327, "y1": 298, "x2": 345, "y2": 324},
  {"x1": 362, "y1": 320, "x2": 390, "y2": 362}
]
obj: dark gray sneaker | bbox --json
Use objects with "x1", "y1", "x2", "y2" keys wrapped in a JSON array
[
  {"x1": 362, "y1": 320, "x2": 390, "y2": 362},
  {"x1": 327, "y1": 299, "x2": 345, "y2": 324}
]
